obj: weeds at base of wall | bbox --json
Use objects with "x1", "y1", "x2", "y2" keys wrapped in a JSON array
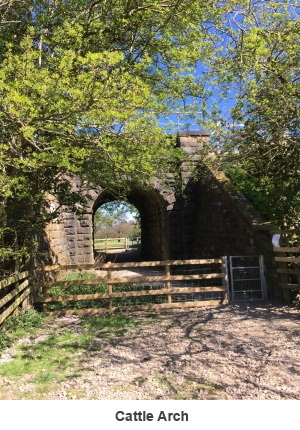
[
  {"x1": 293, "y1": 294, "x2": 300, "y2": 309},
  {"x1": 0, "y1": 309, "x2": 45, "y2": 354}
]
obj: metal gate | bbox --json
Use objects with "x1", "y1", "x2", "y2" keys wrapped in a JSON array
[{"x1": 228, "y1": 255, "x2": 267, "y2": 302}]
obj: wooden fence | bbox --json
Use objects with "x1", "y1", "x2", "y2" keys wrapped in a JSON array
[
  {"x1": 34, "y1": 258, "x2": 229, "y2": 316},
  {"x1": 274, "y1": 247, "x2": 300, "y2": 303},
  {"x1": 273, "y1": 228, "x2": 300, "y2": 303},
  {"x1": 94, "y1": 237, "x2": 141, "y2": 252},
  {"x1": 0, "y1": 270, "x2": 31, "y2": 325}
]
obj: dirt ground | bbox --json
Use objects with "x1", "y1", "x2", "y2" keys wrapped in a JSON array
[
  {"x1": 2, "y1": 300, "x2": 299, "y2": 400},
  {"x1": 71, "y1": 302, "x2": 300, "y2": 400}
]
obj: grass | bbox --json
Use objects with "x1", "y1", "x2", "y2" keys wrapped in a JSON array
[
  {"x1": 0, "y1": 311, "x2": 142, "y2": 399},
  {"x1": 0, "y1": 305, "x2": 226, "y2": 400},
  {"x1": 94, "y1": 237, "x2": 141, "y2": 251}
]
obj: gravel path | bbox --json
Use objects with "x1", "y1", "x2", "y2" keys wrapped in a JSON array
[
  {"x1": 1, "y1": 301, "x2": 299, "y2": 400},
  {"x1": 75, "y1": 302, "x2": 300, "y2": 400}
]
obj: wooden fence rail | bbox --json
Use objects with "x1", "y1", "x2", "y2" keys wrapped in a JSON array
[
  {"x1": 0, "y1": 270, "x2": 31, "y2": 325},
  {"x1": 94, "y1": 237, "x2": 141, "y2": 252},
  {"x1": 0, "y1": 258, "x2": 230, "y2": 322},
  {"x1": 273, "y1": 246, "x2": 300, "y2": 303},
  {"x1": 35, "y1": 258, "x2": 229, "y2": 316}
]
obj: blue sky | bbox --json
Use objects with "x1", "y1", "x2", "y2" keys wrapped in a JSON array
[{"x1": 158, "y1": 60, "x2": 239, "y2": 134}]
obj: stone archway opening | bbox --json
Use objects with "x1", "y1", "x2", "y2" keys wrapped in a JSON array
[{"x1": 92, "y1": 187, "x2": 169, "y2": 262}]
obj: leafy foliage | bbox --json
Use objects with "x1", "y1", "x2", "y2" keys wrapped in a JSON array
[
  {"x1": 2, "y1": 0, "x2": 299, "y2": 266},
  {"x1": 204, "y1": 1, "x2": 300, "y2": 227},
  {"x1": 94, "y1": 201, "x2": 140, "y2": 238},
  {"x1": 0, "y1": 0, "x2": 220, "y2": 265},
  {"x1": 225, "y1": 167, "x2": 300, "y2": 225},
  {"x1": 0, "y1": 330, "x2": 12, "y2": 353}
]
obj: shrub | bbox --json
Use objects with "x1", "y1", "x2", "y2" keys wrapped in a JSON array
[
  {"x1": 4, "y1": 309, "x2": 43, "y2": 332},
  {"x1": 293, "y1": 294, "x2": 300, "y2": 310}
]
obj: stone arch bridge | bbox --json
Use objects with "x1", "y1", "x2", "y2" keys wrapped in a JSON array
[{"x1": 46, "y1": 132, "x2": 273, "y2": 266}]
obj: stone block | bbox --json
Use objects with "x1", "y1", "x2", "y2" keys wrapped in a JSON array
[
  {"x1": 64, "y1": 224, "x2": 76, "y2": 230},
  {"x1": 51, "y1": 238, "x2": 66, "y2": 247},
  {"x1": 54, "y1": 245, "x2": 67, "y2": 255},
  {"x1": 77, "y1": 242, "x2": 90, "y2": 248},
  {"x1": 166, "y1": 173, "x2": 175, "y2": 179},
  {"x1": 62, "y1": 215, "x2": 76, "y2": 221},
  {"x1": 79, "y1": 213, "x2": 92, "y2": 220},
  {"x1": 77, "y1": 227, "x2": 90, "y2": 234},
  {"x1": 63, "y1": 222, "x2": 76, "y2": 229}
]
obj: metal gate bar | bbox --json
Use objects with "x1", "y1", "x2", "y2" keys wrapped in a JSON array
[{"x1": 229, "y1": 255, "x2": 267, "y2": 302}]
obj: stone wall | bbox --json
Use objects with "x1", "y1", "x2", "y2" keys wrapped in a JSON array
[
  {"x1": 45, "y1": 216, "x2": 72, "y2": 265},
  {"x1": 192, "y1": 168, "x2": 266, "y2": 257},
  {"x1": 45, "y1": 202, "x2": 94, "y2": 265},
  {"x1": 191, "y1": 167, "x2": 276, "y2": 295}
]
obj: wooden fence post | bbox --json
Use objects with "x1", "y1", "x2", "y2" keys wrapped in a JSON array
[
  {"x1": 107, "y1": 266, "x2": 113, "y2": 311},
  {"x1": 12, "y1": 273, "x2": 21, "y2": 316},
  {"x1": 279, "y1": 256, "x2": 291, "y2": 304},
  {"x1": 165, "y1": 262, "x2": 172, "y2": 304},
  {"x1": 41, "y1": 271, "x2": 49, "y2": 312},
  {"x1": 221, "y1": 256, "x2": 230, "y2": 304}
]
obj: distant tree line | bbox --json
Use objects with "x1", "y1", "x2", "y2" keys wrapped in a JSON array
[{"x1": 94, "y1": 202, "x2": 141, "y2": 239}]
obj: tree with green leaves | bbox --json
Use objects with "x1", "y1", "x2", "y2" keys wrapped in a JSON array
[
  {"x1": 3, "y1": 0, "x2": 298, "y2": 270},
  {"x1": 94, "y1": 201, "x2": 140, "y2": 239},
  {"x1": 0, "y1": 0, "x2": 221, "y2": 269},
  {"x1": 205, "y1": 1, "x2": 300, "y2": 227}
]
